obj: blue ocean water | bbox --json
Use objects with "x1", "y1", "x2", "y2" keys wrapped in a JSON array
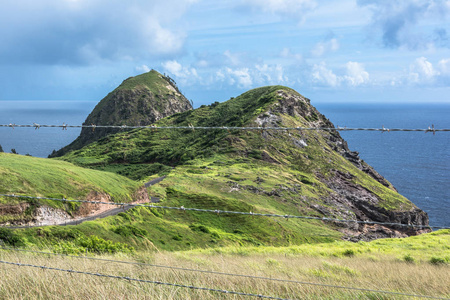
[
  {"x1": 0, "y1": 101, "x2": 449, "y2": 228},
  {"x1": 0, "y1": 101, "x2": 96, "y2": 157},
  {"x1": 316, "y1": 103, "x2": 450, "y2": 228}
]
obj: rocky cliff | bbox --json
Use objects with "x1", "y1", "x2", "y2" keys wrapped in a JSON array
[{"x1": 49, "y1": 70, "x2": 192, "y2": 157}]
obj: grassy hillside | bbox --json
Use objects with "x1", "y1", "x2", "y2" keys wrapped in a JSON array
[
  {"x1": 59, "y1": 86, "x2": 414, "y2": 212},
  {"x1": 0, "y1": 153, "x2": 140, "y2": 201},
  {"x1": 0, "y1": 153, "x2": 141, "y2": 224}
]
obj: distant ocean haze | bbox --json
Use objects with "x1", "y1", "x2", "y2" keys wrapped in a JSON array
[{"x1": 0, "y1": 101, "x2": 449, "y2": 228}]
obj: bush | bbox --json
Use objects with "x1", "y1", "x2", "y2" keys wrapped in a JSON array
[
  {"x1": 189, "y1": 224, "x2": 210, "y2": 233},
  {"x1": 403, "y1": 254, "x2": 415, "y2": 263},
  {"x1": 429, "y1": 257, "x2": 447, "y2": 265},
  {"x1": 77, "y1": 235, "x2": 134, "y2": 254},
  {"x1": 0, "y1": 228, "x2": 25, "y2": 247},
  {"x1": 172, "y1": 234, "x2": 182, "y2": 241},
  {"x1": 343, "y1": 249, "x2": 355, "y2": 257},
  {"x1": 112, "y1": 225, "x2": 147, "y2": 238}
]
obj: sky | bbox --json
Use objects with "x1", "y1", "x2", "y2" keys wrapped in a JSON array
[{"x1": 0, "y1": 0, "x2": 449, "y2": 106}]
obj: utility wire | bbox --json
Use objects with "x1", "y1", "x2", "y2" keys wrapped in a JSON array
[
  {"x1": 0, "y1": 246, "x2": 447, "y2": 299},
  {"x1": 0, "y1": 123, "x2": 448, "y2": 133},
  {"x1": 1, "y1": 194, "x2": 448, "y2": 230},
  {"x1": 0, "y1": 259, "x2": 288, "y2": 300}
]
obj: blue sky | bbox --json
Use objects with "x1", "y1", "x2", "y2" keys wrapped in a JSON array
[{"x1": 0, "y1": 0, "x2": 449, "y2": 105}]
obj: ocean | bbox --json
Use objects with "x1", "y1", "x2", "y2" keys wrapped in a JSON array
[{"x1": 1, "y1": 101, "x2": 449, "y2": 228}]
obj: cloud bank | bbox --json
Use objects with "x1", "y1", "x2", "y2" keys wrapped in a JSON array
[
  {"x1": 0, "y1": 0, "x2": 196, "y2": 65},
  {"x1": 358, "y1": 0, "x2": 450, "y2": 49}
]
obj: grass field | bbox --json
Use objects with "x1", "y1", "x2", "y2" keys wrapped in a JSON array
[{"x1": 0, "y1": 231, "x2": 448, "y2": 299}]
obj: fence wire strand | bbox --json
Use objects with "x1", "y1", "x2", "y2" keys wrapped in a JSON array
[
  {"x1": 0, "y1": 194, "x2": 449, "y2": 230},
  {"x1": 0, "y1": 259, "x2": 289, "y2": 300},
  {"x1": 1, "y1": 123, "x2": 449, "y2": 133}
]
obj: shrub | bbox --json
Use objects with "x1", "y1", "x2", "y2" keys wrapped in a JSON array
[
  {"x1": 189, "y1": 224, "x2": 210, "y2": 233},
  {"x1": 343, "y1": 249, "x2": 355, "y2": 257},
  {"x1": 0, "y1": 228, "x2": 24, "y2": 247},
  {"x1": 403, "y1": 254, "x2": 415, "y2": 263},
  {"x1": 77, "y1": 235, "x2": 134, "y2": 254},
  {"x1": 172, "y1": 234, "x2": 182, "y2": 241},
  {"x1": 430, "y1": 257, "x2": 447, "y2": 265},
  {"x1": 113, "y1": 225, "x2": 147, "y2": 238}
]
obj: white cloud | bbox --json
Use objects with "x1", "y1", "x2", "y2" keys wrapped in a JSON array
[
  {"x1": 162, "y1": 60, "x2": 198, "y2": 83},
  {"x1": 144, "y1": 20, "x2": 185, "y2": 55},
  {"x1": 225, "y1": 67, "x2": 253, "y2": 88},
  {"x1": 136, "y1": 64, "x2": 151, "y2": 73},
  {"x1": 254, "y1": 64, "x2": 288, "y2": 84},
  {"x1": 344, "y1": 61, "x2": 370, "y2": 86},
  {"x1": 311, "y1": 62, "x2": 340, "y2": 87},
  {"x1": 438, "y1": 58, "x2": 450, "y2": 75},
  {"x1": 311, "y1": 61, "x2": 370, "y2": 87},
  {"x1": 408, "y1": 57, "x2": 440, "y2": 83}
]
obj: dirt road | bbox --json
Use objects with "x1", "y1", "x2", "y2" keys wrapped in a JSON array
[{"x1": 6, "y1": 176, "x2": 166, "y2": 228}]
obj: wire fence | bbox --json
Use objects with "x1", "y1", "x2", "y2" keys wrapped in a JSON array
[
  {"x1": 1, "y1": 119, "x2": 449, "y2": 299},
  {"x1": 1, "y1": 193, "x2": 449, "y2": 230},
  {"x1": 0, "y1": 252, "x2": 446, "y2": 300},
  {"x1": 1, "y1": 123, "x2": 449, "y2": 133},
  {"x1": 0, "y1": 259, "x2": 291, "y2": 300}
]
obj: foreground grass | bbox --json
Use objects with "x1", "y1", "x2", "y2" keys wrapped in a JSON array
[{"x1": 0, "y1": 236, "x2": 449, "y2": 299}]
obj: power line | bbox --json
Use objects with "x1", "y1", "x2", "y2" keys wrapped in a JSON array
[
  {"x1": 0, "y1": 257, "x2": 446, "y2": 299},
  {"x1": 1, "y1": 194, "x2": 448, "y2": 230},
  {"x1": 0, "y1": 259, "x2": 289, "y2": 300},
  {"x1": 0, "y1": 123, "x2": 448, "y2": 133},
  {"x1": 0, "y1": 246, "x2": 447, "y2": 299}
]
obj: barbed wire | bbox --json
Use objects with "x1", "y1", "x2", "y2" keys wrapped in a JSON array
[
  {"x1": 0, "y1": 256, "x2": 446, "y2": 299},
  {"x1": 0, "y1": 259, "x2": 289, "y2": 300},
  {"x1": 1, "y1": 194, "x2": 449, "y2": 230},
  {"x1": 0, "y1": 246, "x2": 448, "y2": 299},
  {"x1": 0, "y1": 123, "x2": 448, "y2": 133}
]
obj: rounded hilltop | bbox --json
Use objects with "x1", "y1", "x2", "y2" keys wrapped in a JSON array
[{"x1": 49, "y1": 70, "x2": 192, "y2": 157}]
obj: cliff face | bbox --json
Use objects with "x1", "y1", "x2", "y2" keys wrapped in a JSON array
[
  {"x1": 58, "y1": 86, "x2": 429, "y2": 241},
  {"x1": 49, "y1": 70, "x2": 192, "y2": 157},
  {"x1": 245, "y1": 89, "x2": 429, "y2": 239}
]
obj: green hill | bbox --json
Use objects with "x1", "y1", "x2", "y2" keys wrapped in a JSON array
[
  {"x1": 49, "y1": 85, "x2": 429, "y2": 250},
  {"x1": 49, "y1": 70, "x2": 192, "y2": 157}
]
